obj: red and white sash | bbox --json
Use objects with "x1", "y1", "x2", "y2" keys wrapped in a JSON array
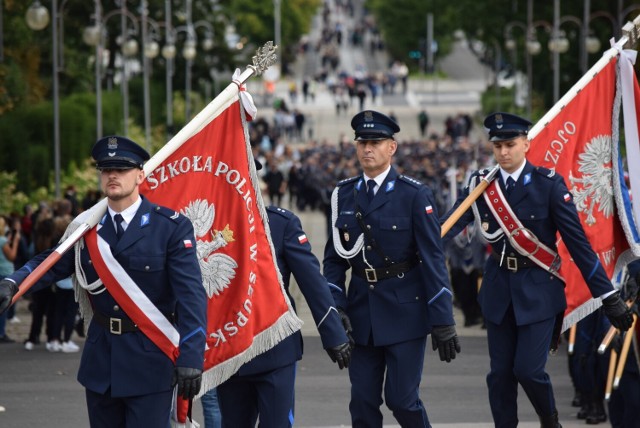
[
  {"x1": 483, "y1": 180, "x2": 564, "y2": 281},
  {"x1": 84, "y1": 228, "x2": 180, "y2": 362}
]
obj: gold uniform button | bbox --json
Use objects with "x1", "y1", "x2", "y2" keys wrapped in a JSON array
[{"x1": 366, "y1": 246, "x2": 372, "y2": 251}]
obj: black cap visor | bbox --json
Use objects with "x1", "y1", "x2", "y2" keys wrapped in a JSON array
[
  {"x1": 96, "y1": 157, "x2": 143, "y2": 170},
  {"x1": 355, "y1": 132, "x2": 393, "y2": 141},
  {"x1": 489, "y1": 130, "x2": 527, "y2": 142}
]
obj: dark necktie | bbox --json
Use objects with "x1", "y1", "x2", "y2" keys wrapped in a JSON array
[
  {"x1": 367, "y1": 179, "x2": 376, "y2": 202},
  {"x1": 506, "y1": 176, "x2": 515, "y2": 196},
  {"x1": 114, "y1": 214, "x2": 125, "y2": 240}
]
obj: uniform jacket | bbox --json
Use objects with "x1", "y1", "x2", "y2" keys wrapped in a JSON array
[
  {"x1": 323, "y1": 167, "x2": 454, "y2": 347},
  {"x1": 237, "y1": 206, "x2": 348, "y2": 376},
  {"x1": 9, "y1": 196, "x2": 207, "y2": 397},
  {"x1": 442, "y1": 161, "x2": 614, "y2": 326}
]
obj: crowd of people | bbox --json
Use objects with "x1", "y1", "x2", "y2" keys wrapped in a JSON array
[{"x1": 0, "y1": 187, "x2": 101, "y2": 350}]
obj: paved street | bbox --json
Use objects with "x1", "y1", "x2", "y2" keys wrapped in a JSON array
[
  {"x1": 0, "y1": 209, "x2": 588, "y2": 428},
  {"x1": 0, "y1": 269, "x2": 585, "y2": 428}
]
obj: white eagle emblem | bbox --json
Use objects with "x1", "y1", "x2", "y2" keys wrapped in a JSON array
[
  {"x1": 181, "y1": 199, "x2": 238, "y2": 298},
  {"x1": 568, "y1": 134, "x2": 614, "y2": 226}
]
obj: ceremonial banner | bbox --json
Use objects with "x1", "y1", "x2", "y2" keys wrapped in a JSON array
[
  {"x1": 139, "y1": 94, "x2": 302, "y2": 422},
  {"x1": 527, "y1": 56, "x2": 636, "y2": 331}
]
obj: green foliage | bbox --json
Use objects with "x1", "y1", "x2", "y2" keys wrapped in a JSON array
[
  {"x1": 0, "y1": 171, "x2": 29, "y2": 216},
  {"x1": 229, "y1": 0, "x2": 321, "y2": 73},
  {"x1": 366, "y1": 0, "x2": 455, "y2": 68}
]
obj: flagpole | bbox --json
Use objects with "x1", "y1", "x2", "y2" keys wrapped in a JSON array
[
  {"x1": 440, "y1": 17, "x2": 640, "y2": 239},
  {"x1": 10, "y1": 42, "x2": 278, "y2": 305},
  {"x1": 441, "y1": 165, "x2": 499, "y2": 237},
  {"x1": 528, "y1": 17, "x2": 640, "y2": 139}
]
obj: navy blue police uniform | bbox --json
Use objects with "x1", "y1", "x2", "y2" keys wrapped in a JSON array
[
  {"x1": 608, "y1": 259, "x2": 640, "y2": 428},
  {"x1": 217, "y1": 205, "x2": 349, "y2": 428},
  {"x1": 323, "y1": 111, "x2": 456, "y2": 427},
  {"x1": 1, "y1": 136, "x2": 207, "y2": 427},
  {"x1": 441, "y1": 113, "x2": 632, "y2": 428}
]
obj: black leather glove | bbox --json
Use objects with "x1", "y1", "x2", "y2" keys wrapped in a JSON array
[
  {"x1": 431, "y1": 325, "x2": 461, "y2": 363},
  {"x1": 326, "y1": 342, "x2": 352, "y2": 369},
  {"x1": 171, "y1": 367, "x2": 203, "y2": 399},
  {"x1": 337, "y1": 308, "x2": 355, "y2": 348},
  {"x1": 602, "y1": 292, "x2": 633, "y2": 331},
  {"x1": 0, "y1": 279, "x2": 18, "y2": 315}
]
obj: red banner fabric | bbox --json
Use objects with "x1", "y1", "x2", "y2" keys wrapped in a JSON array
[
  {"x1": 527, "y1": 58, "x2": 629, "y2": 328},
  {"x1": 139, "y1": 98, "x2": 300, "y2": 422}
]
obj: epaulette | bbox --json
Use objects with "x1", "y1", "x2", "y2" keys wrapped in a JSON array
[
  {"x1": 336, "y1": 176, "x2": 359, "y2": 187},
  {"x1": 398, "y1": 175, "x2": 423, "y2": 188},
  {"x1": 153, "y1": 205, "x2": 181, "y2": 221},
  {"x1": 534, "y1": 166, "x2": 556, "y2": 178},
  {"x1": 266, "y1": 205, "x2": 293, "y2": 219},
  {"x1": 476, "y1": 168, "x2": 491, "y2": 177}
]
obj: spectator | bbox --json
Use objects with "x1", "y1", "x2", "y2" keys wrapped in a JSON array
[
  {"x1": 418, "y1": 110, "x2": 430, "y2": 137},
  {"x1": 0, "y1": 215, "x2": 21, "y2": 343}
]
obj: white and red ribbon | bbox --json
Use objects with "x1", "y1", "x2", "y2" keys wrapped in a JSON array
[{"x1": 85, "y1": 228, "x2": 180, "y2": 362}]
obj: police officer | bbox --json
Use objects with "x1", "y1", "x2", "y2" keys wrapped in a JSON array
[
  {"x1": 323, "y1": 110, "x2": 460, "y2": 427},
  {"x1": 0, "y1": 136, "x2": 207, "y2": 427},
  {"x1": 441, "y1": 112, "x2": 633, "y2": 428},
  {"x1": 213, "y1": 160, "x2": 352, "y2": 428},
  {"x1": 608, "y1": 260, "x2": 640, "y2": 428}
]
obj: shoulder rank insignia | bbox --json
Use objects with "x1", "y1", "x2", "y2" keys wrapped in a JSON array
[
  {"x1": 398, "y1": 175, "x2": 423, "y2": 188},
  {"x1": 154, "y1": 205, "x2": 181, "y2": 221},
  {"x1": 267, "y1": 205, "x2": 291, "y2": 218},
  {"x1": 535, "y1": 166, "x2": 555, "y2": 178},
  {"x1": 337, "y1": 176, "x2": 359, "y2": 187}
]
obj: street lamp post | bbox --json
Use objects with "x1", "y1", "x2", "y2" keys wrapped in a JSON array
[
  {"x1": 25, "y1": 0, "x2": 62, "y2": 198},
  {"x1": 84, "y1": 0, "x2": 103, "y2": 141},
  {"x1": 183, "y1": 0, "x2": 195, "y2": 122},
  {"x1": 163, "y1": 0, "x2": 174, "y2": 138},
  {"x1": 139, "y1": 0, "x2": 162, "y2": 151},
  {"x1": 85, "y1": 5, "x2": 139, "y2": 140},
  {"x1": 504, "y1": 21, "x2": 527, "y2": 113}
]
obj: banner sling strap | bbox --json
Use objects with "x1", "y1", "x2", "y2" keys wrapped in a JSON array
[{"x1": 482, "y1": 180, "x2": 564, "y2": 281}]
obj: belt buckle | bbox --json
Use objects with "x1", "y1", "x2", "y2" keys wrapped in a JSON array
[
  {"x1": 365, "y1": 268, "x2": 378, "y2": 282},
  {"x1": 506, "y1": 257, "x2": 518, "y2": 272},
  {"x1": 110, "y1": 317, "x2": 122, "y2": 335}
]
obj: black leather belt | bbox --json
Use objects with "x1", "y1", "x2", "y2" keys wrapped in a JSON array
[
  {"x1": 353, "y1": 259, "x2": 418, "y2": 282},
  {"x1": 93, "y1": 311, "x2": 139, "y2": 334},
  {"x1": 491, "y1": 251, "x2": 535, "y2": 272}
]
